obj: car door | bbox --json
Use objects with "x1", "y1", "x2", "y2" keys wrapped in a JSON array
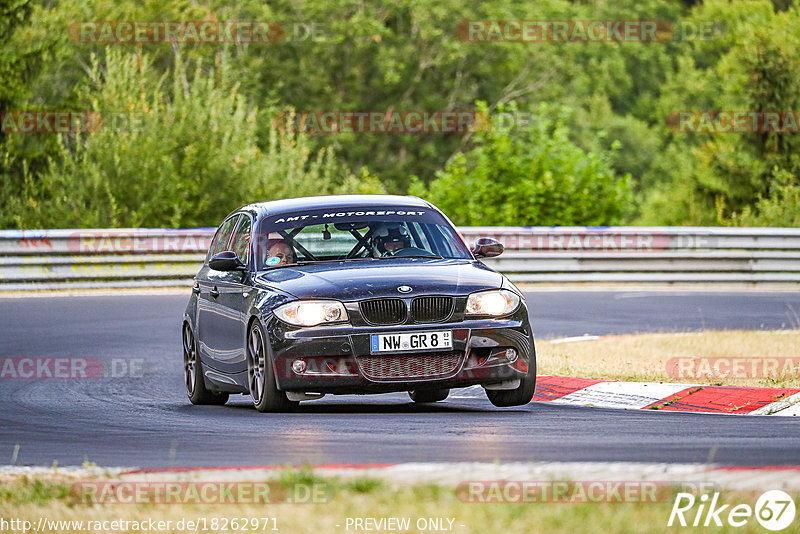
[
  {"x1": 197, "y1": 213, "x2": 244, "y2": 374},
  {"x1": 212, "y1": 213, "x2": 253, "y2": 375}
]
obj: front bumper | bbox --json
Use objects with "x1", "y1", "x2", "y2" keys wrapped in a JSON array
[{"x1": 267, "y1": 309, "x2": 534, "y2": 394}]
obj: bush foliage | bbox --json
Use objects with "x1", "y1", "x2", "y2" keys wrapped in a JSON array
[
  {"x1": 2, "y1": 0, "x2": 799, "y2": 228},
  {"x1": 412, "y1": 103, "x2": 632, "y2": 226}
]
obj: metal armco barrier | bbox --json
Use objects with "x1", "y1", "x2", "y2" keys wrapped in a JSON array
[
  {"x1": 1, "y1": 226, "x2": 799, "y2": 290},
  {"x1": 460, "y1": 227, "x2": 800, "y2": 284},
  {"x1": 0, "y1": 229, "x2": 212, "y2": 291}
]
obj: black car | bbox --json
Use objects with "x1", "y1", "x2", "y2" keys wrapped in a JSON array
[{"x1": 182, "y1": 195, "x2": 536, "y2": 411}]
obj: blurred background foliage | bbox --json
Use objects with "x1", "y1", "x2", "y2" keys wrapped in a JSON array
[{"x1": 1, "y1": 0, "x2": 798, "y2": 228}]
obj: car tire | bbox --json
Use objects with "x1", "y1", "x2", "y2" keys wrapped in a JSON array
[
  {"x1": 183, "y1": 323, "x2": 229, "y2": 405},
  {"x1": 485, "y1": 346, "x2": 537, "y2": 408},
  {"x1": 247, "y1": 320, "x2": 298, "y2": 413},
  {"x1": 409, "y1": 389, "x2": 449, "y2": 403}
]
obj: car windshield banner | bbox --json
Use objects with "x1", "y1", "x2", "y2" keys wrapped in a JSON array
[{"x1": 259, "y1": 207, "x2": 439, "y2": 231}]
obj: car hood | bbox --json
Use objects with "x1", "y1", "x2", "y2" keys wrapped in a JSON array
[{"x1": 253, "y1": 258, "x2": 504, "y2": 300}]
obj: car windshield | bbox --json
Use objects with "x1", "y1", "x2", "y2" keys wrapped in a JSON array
[{"x1": 254, "y1": 206, "x2": 471, "y2": 269}]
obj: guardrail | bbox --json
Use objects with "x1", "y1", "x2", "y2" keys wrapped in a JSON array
[
  {"x1": 0, "y1": 229, "x2": 212, "y2": 291},
  {"x1": 1, "y1": 227, "x2": 799, "y2": 290},
  {"x1": 460, "y1": 227, "x2": 800, "y2": 284}
]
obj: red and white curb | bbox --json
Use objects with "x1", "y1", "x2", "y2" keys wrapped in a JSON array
[
  {"x1": 451, "y1": 376, "x2": 800, "y2": 415},
  {"x1": 530, "y1": 376, "x2": 800, "y2": 415},
  {"x1": 528, "y1": 333, "x2": 800, "y2": 415}
]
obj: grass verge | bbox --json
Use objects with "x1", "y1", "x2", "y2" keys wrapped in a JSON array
[{"x1": 0, "y1": 474, "x2": 794, "y2": 534}]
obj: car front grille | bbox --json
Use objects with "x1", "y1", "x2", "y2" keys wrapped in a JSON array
[
  {"x1": 410, "y1": 296, "x2": 453, "y2": 323},
  {"x1": 360, "y1": 296, "x2": 455, "y2": 325},
  {"x1": 360, "y1": 298, "x2": 406, "y2": 325},
  {"x1": 357, "y1": 351, "x2": 464, "y2": 381}
]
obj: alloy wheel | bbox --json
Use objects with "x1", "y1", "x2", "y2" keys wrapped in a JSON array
[
  {"x1": 248, "y1": 326, "x2": 266, "y2": 402},
  {"x1": 182, "y1": 325, "x2": 197, "y2": 396}
]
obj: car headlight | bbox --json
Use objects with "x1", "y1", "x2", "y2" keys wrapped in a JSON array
[
  {"x1": 465, "y1": 289, "x2": 520, "y2": 317},
  {"x1": 274, "y1": 300, "x2": 348, "y2": 327}
]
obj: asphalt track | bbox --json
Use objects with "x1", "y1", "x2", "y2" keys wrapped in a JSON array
[{"x1": 1, "y1": 290, "x2": 799, "y2": 468}]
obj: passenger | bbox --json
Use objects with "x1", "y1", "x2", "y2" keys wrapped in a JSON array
[{"x1": 265, "y1": 240, "x2": 295, "y2": 266}]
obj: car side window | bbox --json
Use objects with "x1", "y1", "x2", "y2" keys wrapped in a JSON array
[
  {"x1": 230, "y1": 215, "x2": 252, "y2": 264},
  {"x1": 207, "y1": 215, "x2": 240, "y2": 260}
]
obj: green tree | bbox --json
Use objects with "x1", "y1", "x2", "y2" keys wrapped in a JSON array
[
  {"x1": 0, "y1": 0, "x2": 38, "y2": 135},
  {"x1": 7, "y1": 49, "x2": 381, "y2": 229},
  {"x1": 0, "y1": 0, "x2": 61, "y2": 226},
  {"x1": 411, "y1": 103, "x2": 632, "y2": 226},
  {"x1": 6, "y1": 0, "x2": 799, "y2": 229},
  {"x1": 728, "y1": 168, "x2": 800, "y2": 227},
  {"x1": 640, "y1": 0, "x2": 800, "y2": 225}
]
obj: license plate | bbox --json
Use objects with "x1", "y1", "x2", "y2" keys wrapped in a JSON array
[{"x1": 370, "y1": 331, "x2": 453, "y2": 353}]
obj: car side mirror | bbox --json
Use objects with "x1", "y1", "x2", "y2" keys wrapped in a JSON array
[
  {"x1": 472, "y1": 237, "x2": 504, "y2": 258},
  {"x1": 209, "y1": 251, "x2": 247, "y2": 271}
]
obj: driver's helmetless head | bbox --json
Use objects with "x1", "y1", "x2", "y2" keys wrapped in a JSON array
[{"x1": 266, "y1": 241, "x2": 294, "y2": 266}]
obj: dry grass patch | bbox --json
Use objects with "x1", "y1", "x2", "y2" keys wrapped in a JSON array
[{"x1": 537, "y1": 330, "x2": 800, "y2": 387}]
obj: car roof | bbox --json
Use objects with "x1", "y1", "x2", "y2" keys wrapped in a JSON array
[{"x1": 242, "y1": 195, "x2": 434, "y2": 216}]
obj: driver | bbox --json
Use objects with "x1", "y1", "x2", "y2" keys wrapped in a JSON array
[
  {"x1": 265, "y1": 240, "x2": 295, "y2": 266},
  {"x1": 374, "y1": 224, "x2": 412, "y2": 256}
]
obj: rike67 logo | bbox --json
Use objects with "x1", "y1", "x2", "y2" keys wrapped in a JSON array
[{"x1": 668, "y1": 490, "x2": 796, "y2": 531}]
